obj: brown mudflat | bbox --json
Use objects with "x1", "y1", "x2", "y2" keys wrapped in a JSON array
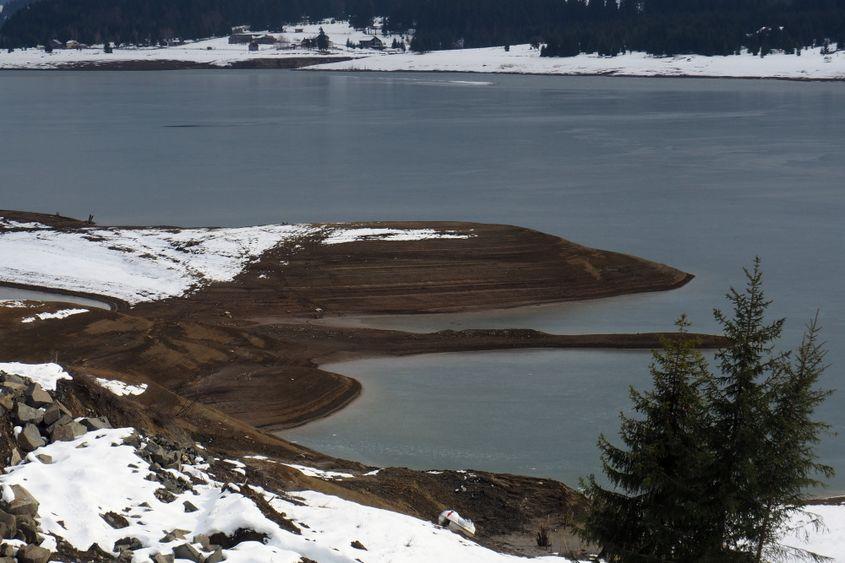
[{"x1": 0, "y1": 210, "x2": 711, "y2": 555}]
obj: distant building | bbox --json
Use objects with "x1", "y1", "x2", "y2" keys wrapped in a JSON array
[
  {"x1": 232, "y1": 25, "x2": 250, "y2": 34},
  {"x1": 49, "y1": 39, "x2": 63, "y2": 50},
  {"x1": 248, "y1": 41, "x2": 259, "y2": 52},
  {"x1": 359, "y1": 36, "x2": 385, "y2": 50},
  {"x1": 65, "y1": 40, "x2": 80, "y2": 49},
  {"x1": 229, "y1": 33, "x2": 254, "y2": 45},
  {"x1": 294, "y1": 28, "x2": 304, "y2": 33}
]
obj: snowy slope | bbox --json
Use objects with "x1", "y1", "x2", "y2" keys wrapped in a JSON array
[
  {"x1": 0, "y1": 426, "x2": 570, "y2": 562},
  {"x1": 0, "y1": 21, "x2": 408, "y2": 70},
  {"x1": 0, "y1": 219, "x2": 469, "y2": 304},
  {"x1": 310, "y1": 43, "x2": 845, "y2": 81}
]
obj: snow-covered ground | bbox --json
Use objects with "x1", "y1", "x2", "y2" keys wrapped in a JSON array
[
  {"x1": 0, "y1": 411, "x2": 570, "y2": 562},
  {"x1": 0, "y1": 21, "x2": 408, "y2": 70},
  {"x1": 311, "y1": 43, "x2": 845, "y2": 80},
  {"x1": 0, "y1": 218, "x2": 469, "y2": 304}
]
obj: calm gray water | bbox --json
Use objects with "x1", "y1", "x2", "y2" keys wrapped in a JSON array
[{"x1": 1, "y1": 70, "x2": 843, "y2": 489}]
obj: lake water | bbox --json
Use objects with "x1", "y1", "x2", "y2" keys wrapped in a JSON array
[{"x1": 1, "y1": 70, "x2": 843, "y2": 490}]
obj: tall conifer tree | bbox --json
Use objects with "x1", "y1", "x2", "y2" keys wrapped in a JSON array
[{"x1": 581, "y1": 316, "x2": 716, "y2": 562}]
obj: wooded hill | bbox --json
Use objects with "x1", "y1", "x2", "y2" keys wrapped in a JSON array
[{"x1": 1, "y1": 0, "x2": 843, "y2": 56}]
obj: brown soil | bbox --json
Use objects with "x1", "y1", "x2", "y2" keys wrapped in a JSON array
[{"x1": 0, "y1": 210, "x2": 713, "y2": 555}]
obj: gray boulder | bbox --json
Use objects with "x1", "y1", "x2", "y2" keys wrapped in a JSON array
[
  {"x1": 42, "y1": 402, "x2": 71, "y2": 427},
  {"x1": 18, "y1": 423, "x2": 46, "y2": 452},
  {"x1": 5, "y1": 485, "x2": 39, "y2": 517},
  {"x1": 24, "y1": 384, "x2": 52, "y2": 408},
  {"x1": 16, "y1": 544, "x2": 52, "y2": 563},
  {"x1": 13, "y1": 403, "x2": 43, "y2": 425},
  {"x1": 80, "y1": 416, "x2": 112, "y2": 431},
  {"x1": 1, "y1": 381, "x2": 26, "y2": 396},
  {"x1": 152, "y1": 554, "x2": 175, "y2": 563},
  {"x1": 205, "y1": 548, "x2": 225, "y2": 563},
  {"x1": 0, "y1": 508, "x2": 16, "y2": 539},
  {"x1": 172, "y1": 543, "x2": 203, "y2": 562},
  {"x1": 0, "y1": 391, "x2": 14, "y2": 411},
  {"x1": 50, "y1": 420, "x2": 87, "y2": 442}
]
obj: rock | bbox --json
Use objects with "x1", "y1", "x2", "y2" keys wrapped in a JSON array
[
  {"x1": 0, "y1": 508, "x2": 16, "y2": 539},
  {"x1": 24, "y1": 384, "x2": 52, "y2": 408},
  {"x1": 15, "y1": 544, "x2": 51, "y2": 563},
  {"x1": 208, "y1": 529, "x2": 268, "y2": 549},
  {"x1": 154, "y1": 488, "x2": 176, "y2": 503},
  {"x1": 101, "y1": 511, "x2": 129, "y2": 529},
  {"x1": 50, "y1": 420, "x2": 87, "y2": 442},
  {"x1": 42, "y1": 402, "x2": 71, "y2": 427},
  {"x1": 152, "y1": 554, "x2": 175, "y2": 563},
  {"x1": 192, "y1": 534, "x2": 211, "y2": 550},
  {"x1": 34, "y1": 454, "x2": 52, "y2": 464},
  {"x1": 5, "y1": 485, "x2": 38, "y2": 518},
  {"x1": 13, "y1": 404, "x2": 43, "y2": 425},
  {"x1": 0, "y1": 543, "x2": 13, "y2": 556},
  {"x1": 143, "y1": 443, "x2": 180, "y2": 468},
  {"x1": 80, "y1": 416, "x2": 111, "y2": 431},
  {"x1": 183, "y1": 500, "x2": 199, "y2": 513},
  {"x1": 172, "y1": 543, "x2": 203, "y2": 562},
  {"x1": 0, "y1": 392, "x2": 14, "y2": 411},
  {"x1": 113, "y1": 536, "x2": 143, "y2": 552},
  {"x1": 351, "y1": 540, "x2": 367, "y2": 550},
  {"x1": 5, "y1": 485, "x2": 38, "y2": 517},
  {"x1": 16, "y1": 515, "x2": 39, "y2": 543},
  {"x1": 0, "y1": 557, "x2": 13, "y2": 563},
  {"x1": 0, "y1": 382, "x2": 26, "y2": 396},
  {"x1": 205, "y1": 547, "x2": 225, "y2": 563},
  {"x1": 45, "y1": 414, "x2": 72, "y2": 434},
  {"x1": 8, "y1": 448, "x2": 22, "y2": 466},
  {"x1": 17, "y1": 424, "x2": 45, "y2": 453},
  {"x1": 0, "y1": 372, "x2": 24, "y2": 384}
]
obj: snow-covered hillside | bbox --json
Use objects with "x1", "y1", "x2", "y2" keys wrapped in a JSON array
[
  {"x1": 0, "y1": 21, "x2": 408, "y2": 70},
  {"x1": 310, "y1": 43, "x2": 845, "y2": 80}
]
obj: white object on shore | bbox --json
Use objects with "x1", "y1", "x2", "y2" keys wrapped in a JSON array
[{"x1": 438, "y1": 509, "x2": 477, "y2": 537}]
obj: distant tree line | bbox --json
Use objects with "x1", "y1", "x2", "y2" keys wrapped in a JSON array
[{"x1": 1, "y1": 0, "x2": 844, "y2": 55}]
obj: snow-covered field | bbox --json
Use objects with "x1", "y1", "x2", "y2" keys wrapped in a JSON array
[
  {"x1": 0, "y1": 21, "x2": 407, "y2": 70},
  {"x1": 312, "y1": 43, "x2": 845, "y2": 80},
  {"x1": 0, "y1": 219, "x2": 469, "y2": 304}
]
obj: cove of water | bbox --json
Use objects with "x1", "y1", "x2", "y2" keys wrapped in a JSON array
[
  {"x1": 1, "y1": 70, "x2": 843, "y2": 490},
  {"x1": 0, "y1": 285, "x2": 110, "y2": 309}
]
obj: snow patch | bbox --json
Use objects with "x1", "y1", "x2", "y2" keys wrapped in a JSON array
[
  {"x1": 323, "y1": 227, "x2": 470, "y2": 245},
  {"x1": 95, "y1": 378, "x2": 148, "y2": 397},
  {"x1": 284, "y1": 464, "x2": 354, "y2": 480},
  {"x1": 0, "y1": 362, "x2": 71, "y2": 390},
  {"x1": 21, "y1": 308, "x2": 88, "y2": 323}
]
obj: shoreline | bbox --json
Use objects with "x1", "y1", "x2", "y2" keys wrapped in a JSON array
[
  {"x1": 3, "y1": 60, "x2": 844, "y2": 82},
  {"x1": 306, "y1": 66, "x2": 845, "y2": 83},
  {"x1": 0, "y1": 55, "x2": 354, "y2": 71}
]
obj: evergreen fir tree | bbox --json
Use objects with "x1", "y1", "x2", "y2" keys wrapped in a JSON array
[
  {"x1": 581, "y1": 316, "x2": 716, "y2": 562},
  {"x1": 707, "y1": 258, "x2": 786, "y2": 555}
]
